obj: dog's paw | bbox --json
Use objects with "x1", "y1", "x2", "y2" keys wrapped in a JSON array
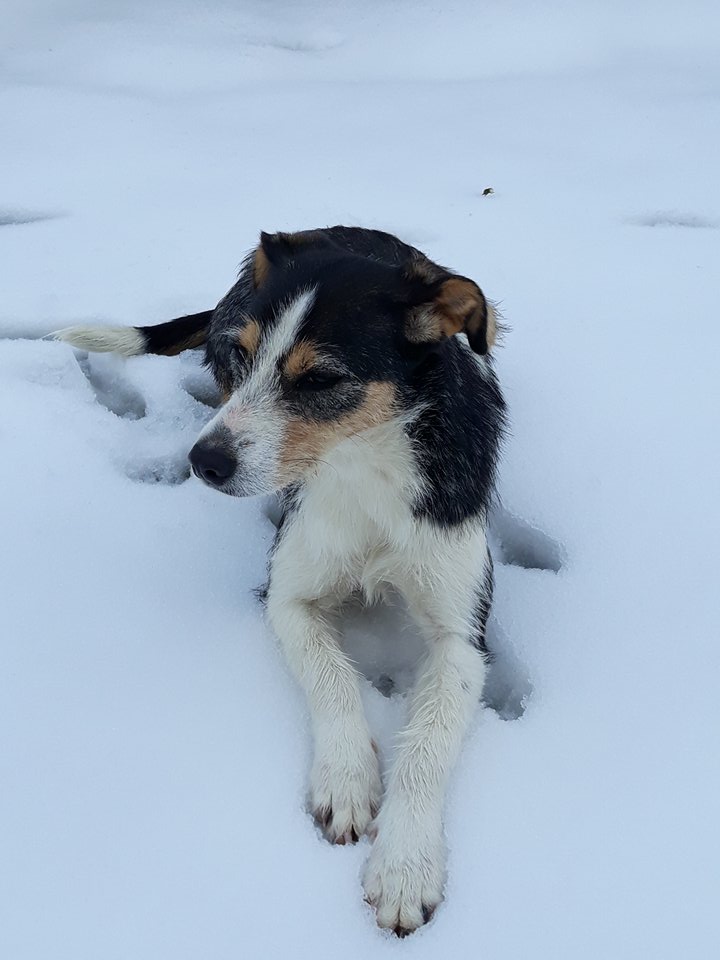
[
  {"x1": 311, "y1": 740, "x2": 382, "y2": 845},
  {"x1": 363, "y1": 824, "x2": 446, "y2": 936}
]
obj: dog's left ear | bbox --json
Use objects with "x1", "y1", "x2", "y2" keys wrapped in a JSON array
[
  {"x1": 252, "y1": 230, "x2": 334, "y2": 289},
  {"x1": 403, "y1": 260, "x2": 496, "y2": 355}
]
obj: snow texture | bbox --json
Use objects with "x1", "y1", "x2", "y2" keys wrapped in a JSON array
[{"x1": 1, "y1": 1, "x2": 719, "y2": 957}]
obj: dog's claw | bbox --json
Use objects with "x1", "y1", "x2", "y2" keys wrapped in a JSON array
[
  {"x1": 313, "y1": 806, "x2": 368, "y2": 845},
  {"x1": 334, "y1": 826, "x2": 360, "y2": 846},
  {"x1": 363, "y1": 833, "x2": 445, "y2": 937},
  {"x1": 310, "y1": 746, "x2": 382, "y2": 846},
  {"x1": 421, "y1": 903, "x2": 436, "y2": 924}
]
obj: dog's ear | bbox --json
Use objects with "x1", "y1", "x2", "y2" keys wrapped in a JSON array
[
  {"x1": 402, "y1": 257, "x2": 496, "y2": 355},
  {"x1": 252, "y1": 230, "x2": 334, "y2": 288}
]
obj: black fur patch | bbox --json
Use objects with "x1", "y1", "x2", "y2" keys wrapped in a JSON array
[
  {"x1": 203, "y1": 226, "x2": 505, "y2": 527},
  {"x1": 139, "y1": 310, "x2": 213, "y2": 356},
  {"x1": 471, "y1": 553, "x2": 495, "y2": 659},
  {"x1": 407, "y1": 343, "x2": 506, "y2": 526}
]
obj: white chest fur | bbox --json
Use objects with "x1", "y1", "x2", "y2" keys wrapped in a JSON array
[
  {"x1": 271, "y1": 418, "x2": 425, "y2": 602},
  {"x1": 264, "y1": 417, "x2": 491, "y2": 935}
]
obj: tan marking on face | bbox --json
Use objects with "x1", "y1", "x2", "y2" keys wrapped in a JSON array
[
  {"x1": 237, "y1": 319, "x2": 261, "y2": 356},
  {"x1": 253, "y1": 246, "x2": 271, "y2": 288},
  {"x1": 282, "y1": 340, "x2": 320, "y2": 380},
  {"x1": 277, "y1": 382, "x2": 397, "y2": 483}
]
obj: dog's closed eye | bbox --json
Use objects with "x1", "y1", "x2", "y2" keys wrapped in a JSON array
[{"x1": 295, "y1": 371, "x2": 345, "y2": 391}]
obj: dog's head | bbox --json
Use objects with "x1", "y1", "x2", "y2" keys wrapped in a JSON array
[{"x1": 189, "y1": 229, "x2": 496, "y2": 497}]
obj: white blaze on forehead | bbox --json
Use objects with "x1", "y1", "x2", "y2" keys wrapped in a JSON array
[
  {"x1": 196, "y1": 286, "x2": 316, "y2": 453},
  {"x1": 232, "y1": 285, "x2": 316, "y2": 407},
  {"x1": 248, "y1": 286, "x2": 317, "y2": 388}
]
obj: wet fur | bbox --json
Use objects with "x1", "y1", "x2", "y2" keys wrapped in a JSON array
[{"x1": 53, "y1": 225, "x2": 506, "y2": 937}]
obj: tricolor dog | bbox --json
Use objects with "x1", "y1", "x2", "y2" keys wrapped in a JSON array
[{"x1": 56, "y1": 226, "x2": 506, "y2": 936}]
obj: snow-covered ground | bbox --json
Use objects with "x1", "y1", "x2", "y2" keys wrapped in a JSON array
[{"x1": 2, "y1": 1, "x2": 719, "y2": 956}]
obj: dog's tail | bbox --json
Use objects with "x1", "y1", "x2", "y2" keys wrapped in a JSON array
[{"x1": 52, "y1": 309, "x2": 213, "y2": 357}]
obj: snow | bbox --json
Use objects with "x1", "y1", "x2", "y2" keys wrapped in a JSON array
[{"x1": 2, "y1": 1, "x2": 719, "y2": 956}]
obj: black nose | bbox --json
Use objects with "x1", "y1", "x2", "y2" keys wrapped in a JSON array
[{"x1": 189, "y1": 443, "x2": 236, "y2": 487}]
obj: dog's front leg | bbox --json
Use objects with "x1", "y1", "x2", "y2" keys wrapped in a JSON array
[
  {"x1": 267, "y1": 590, "x2": 381, "y2": 844},
  {"x1": 363, "y1": 633, "x2": 486, "y2": 932},
  {"x1": 363, "y1": 545, "x2": 491, "y2": 935}
]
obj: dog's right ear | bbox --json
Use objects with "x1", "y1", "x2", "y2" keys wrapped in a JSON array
[
  {"x1": 401, "y1": 257, "x2": 497, "y2": 356},
  {"x1": 252, "y1": 230, "x2": 335, "y2": 288}
]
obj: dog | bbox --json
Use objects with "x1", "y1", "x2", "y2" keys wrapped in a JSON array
[{"x1": 55, "y1": 226, "x2": 506, "y2": 936}]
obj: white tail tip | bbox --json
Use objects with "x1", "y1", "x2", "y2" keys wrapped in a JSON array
[{"x1": 52, "y1": 324, "x2": 147, "y2": 358}]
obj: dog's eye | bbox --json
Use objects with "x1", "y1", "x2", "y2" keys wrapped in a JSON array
[
  {"x1": 295, "y1": 371, "x2": 344, "y2": 391},
  {"x1": 230, "y1": 344, "x2": 250, "y2": 373}
]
